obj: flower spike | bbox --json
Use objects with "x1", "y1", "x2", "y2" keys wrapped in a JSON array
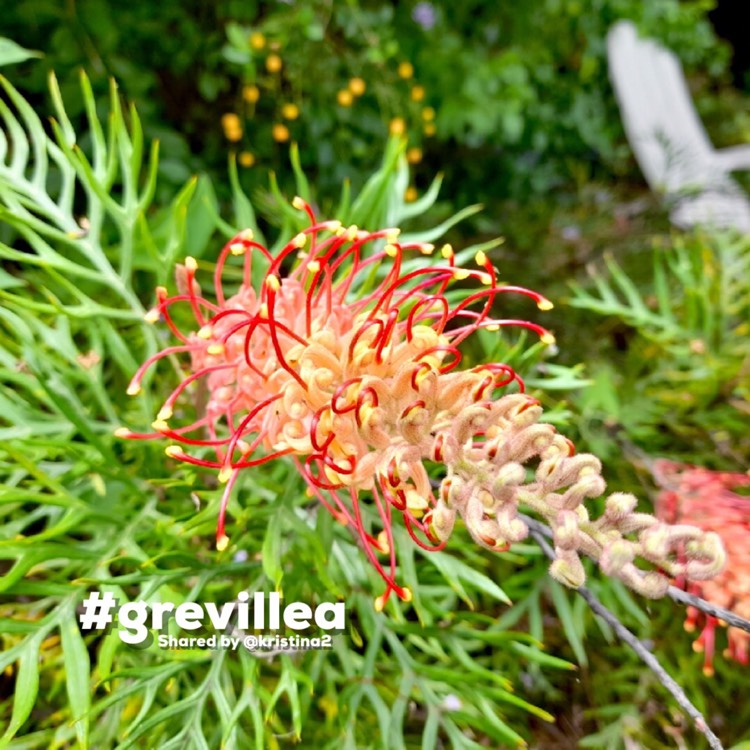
[{"x1": 122, "y1": 210, "x2": 726, "y2": 606}]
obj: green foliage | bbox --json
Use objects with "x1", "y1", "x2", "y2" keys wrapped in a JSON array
[
  {"x1": 568, "y1": 232, "x2": 750, "y2": 464},
  {"x1": 2, "y1": 0, "x2": 731, "y2": 204}
]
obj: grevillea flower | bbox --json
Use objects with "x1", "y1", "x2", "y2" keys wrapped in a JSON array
[
  {"x1": 654, "y1": 459, "x2": 750, "y2": 675},
  {"x1": 118, "y1": 200, "x2": 725, "y2": 610}
]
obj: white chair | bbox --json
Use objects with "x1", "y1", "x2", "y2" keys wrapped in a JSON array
[{"x1": 607, "y1": 20, "x2": 750, "y2": 233}]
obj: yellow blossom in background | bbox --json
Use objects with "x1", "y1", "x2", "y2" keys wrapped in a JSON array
[
  {"x1": 407, "y1": 147, "x2": 423, "y2": 164},
  {"x1": 411, "y1": 85, "x2": 425, "y2": 102},
  {"x1": 389, "y1": 117, "x2": 406, "y2": 136},
  {"x1": 249, "y1": 32, "x2": 266, "y2": 50},
  {"x1": 422, "y1": 106, "x2": 435, "y2": 122},
  {"x1": 337, "y1": 89, "x2": 354, "y2": 107},
  {"x1": 221, "y1": 113, "x2": 243, "y2": 142},
  {"x1": 398, "y1": 61, "x2": 414, "y2": 79},
  {"x1": 272, "y1": 123, "x2": 290, "y2": 142},
  {"x1": 424, "y1": 123, "x2": 436, "y2": 137},
  {"x1": 404, "y1": 186, "x2": 418, "y2": 201},
  {"x1": 349, "y1": 77, "x2": 366, "y2": 96},
  {"x1": 242, "y1": 85, "x2": 260, "y2": 104},
  {"x1": 238, "y1": 151, "x2": 255, "y2": 167},
  {"x1": 266, "y1": 54, "x2": 282, "y2": 73},
  {"x1": 282, "y1": 103, "x2": 300, "y2": 120}
]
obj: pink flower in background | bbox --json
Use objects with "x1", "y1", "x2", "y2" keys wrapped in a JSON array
[{"x1": 654, "y1": 459, "x2": 750, "y2": 674}]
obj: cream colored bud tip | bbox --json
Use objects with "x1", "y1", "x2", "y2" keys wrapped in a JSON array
[
  {"x1": 453, "y1": 269, "x2": 470, "y2": 281},
  {"x1": 419, "y1": 243, "x2": 434, "y2": 255},
  {"x1": 165, "y1": 446, "x2": 182, "y2": 458},
  {"x1": 292, "y1": 232, "x2": 307, "y2": 249},
  {"x1": 185, "y1": 256, "x2": 198, "y2": 272},
  {"x1": 385, "y1": 229, "x2": 401, "y2": 244},
  {"x1": 537, "y1": 298, "x2": 554, "y2": 311},
  {"x1": 157, "y1": 405, "x2": 173, "y2": 421},
  {"x1": 346, "y1": 225, "x2": 358, "y2": 240},
  {"x1": 307, "y1": 260, "x2": 321, "y2": 273},
  {"x1": 216, "y1": 534, "x2": 230, "y2": 552},
  {"x1": 541, "y1": 332, "x2": 556, "y2": 345},
  {"x1": 265, "y1": 275, "x2": 281, "y2": 292},
  {"x1": 292, "y1": 196, "x2": 306, "y2": 210},
  {"x1": 155, "y1": 285, "x2": 168, "y2": 297},
  {"x1": 207, "y1": 343, "x2": 225, "y2": 356},
  {"x1": 126, "y1": 383, "x2": 141, "y2": 396},
  {"x1": 229, "y1": 242, "x2": 246, "y2": 256},
  {"x1": 151, "y1": 419, "x2": 170, "y2": 433},
  {"x1": 475, "y1": 250, "x2": 488, "y2": 266},
  {"x1": 376, "y1": 531, "x2": 391, "y2": 555},
  {"x1": 239, "y1": 228, "x2": 254, "y2": 241},
  {"x1": 440, "y1": 244, "x2": 454, "y2": 259},
  {"x1": 384, "y1": 244, "x2": 398, "y2": 258},
  {"x1": 218, "y1": 466, "x2": 234, "y2": 484},
  {"x1": 143, "y1": 309, "x2": 160, "y2": 324},
  {"x1": 114, "y1": 427, "x2": 132, "y2": 438},
  {"x1": 197, "y1": 325, "x2": 213, "y2": 339},
  {"x1": 400, "y1": 587, "x2": 413, "y2": 603},
  {"x1": 373, "y1": 594, "x2": 386, "y2": 612}
]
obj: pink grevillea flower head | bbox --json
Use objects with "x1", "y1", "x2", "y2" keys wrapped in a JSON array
[
  {"x1": 119, "y1": 201, "x2": 725, "y2": 610},
  {"x1": 654, "y1": 459, "x2": 750, "y2": 675}
]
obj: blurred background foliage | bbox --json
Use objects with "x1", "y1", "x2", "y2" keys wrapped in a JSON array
[{"x1": 1, "y1": 0, "x2": 750, "y2": 748}]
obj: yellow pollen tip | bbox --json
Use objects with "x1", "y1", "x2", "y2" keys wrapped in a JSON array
[
  {"x1": 218, "y1": 466, "x2": 234, "y2": 483},
  {"x1": 165, "y1": 446, "x2": 182, "y2": 459},
  {"x1": 305, "y1": 487, "x2": 315, "y2": 498},
  {"x1": 266, "y1": 275, "x2": 281, "y2": 292},
  {"x1": 197, "y1": 325, "x2": 213, "y2": 339},
  {"x1": 486, "y1": 324, "x2": 500, "y2": 332},
  {"x1": 401, "y1": 587, "x2": 413, "y2": 603},
  {"x1": 151, "y1": 419, "x2": 170, "y2": 433},
  {"x1": 453, "y1": 269, "x2": 470, "y2": 281},
  {"x1": 126, "y1": 383, "x2": 141, "y2": 396},
  {"x1": 292, "y1": 232, "x2": 307, "y2": 249},
  {"x1": 537, "y1": 299, "x2": 554, "y2": 311},
  {"x1": 207, "y1": 343, "x2": 225, "y2": 356},
  {"x1": 157, "y1": 406, "x2": 173, "y2": 421},
  {"x1": 384, "y1": 244, "x2": 398, "y2": 258},
  {"x1": 441, "y1": 244, "x2": 454, "y2": 259},
  {"x1": 374, "y1": 594, "x2": 386, "y2": 613},
  {"x1": 114, "y1": 427, "x2": 132, "y2": 438},
  {"x1": 420, "y1": 243, "x2": 435, "y2": 255},
  {"x1": 216, "y1": 535, "x2": 230, "y2": 552},
  {"x1": 259, "y1": 303, "x2": 269, "y2": 318},
  {"x1": 143, "y1": 309, "x2": 160, "y2": 324},
  {"x1": 326, "y1": 220, "x2": 342, "y2": 232},
  {"x1": 346, "y1": 225, "x2": 358, "y2": 241},
  {"x1": 334, "y1": 225, "x2": 347, "y2": 236},
  {"x1": 307, "y1": 260, "x2": 321, "y2": 273},
  {"x1": 478, "y1": 272, "x2": 492, "y2": 285},
  {"x1": 475, "y1": 250, "x2": 488, "y2": 266},
  {"x1": 386, "y1": 229, "x2": 401, "y2": 244},
  {"x1": 237, "y1": 440, "x2": 251, "y2": 454},
  {"x1": 376, "y1": 531, "x2": 390, "y2": 555},
  {"x1": 185, "y1": 256, "x2": 198, "y2": 272},
  {"x1": 540, "y1": 332, "x2": 556, "y2": 345},
  {"x1": 239, "y1": 229, "x2": 254, "y2": 241},
  {"x1": 229, "y1": 242, "x2": 246, "y2": 256},
  {"x1": 155, "y1": 286, "x2": 168, "y2": 297},
  {"x1": 292, "y1": 196, "x2": 306, "y2": 210}
]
